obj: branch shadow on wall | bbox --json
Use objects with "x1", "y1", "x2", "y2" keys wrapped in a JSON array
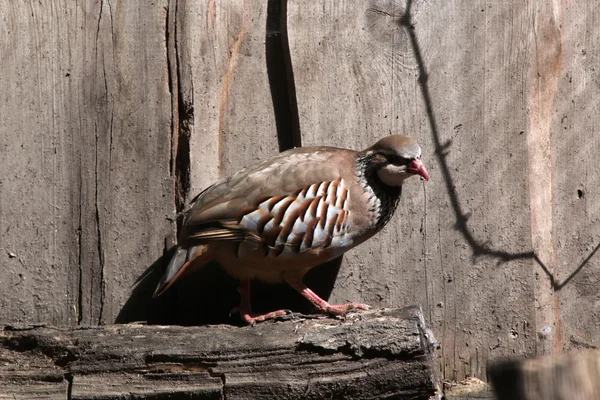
[{"x1": 399, "y1": 0, "x2": 598, "y2": 290}]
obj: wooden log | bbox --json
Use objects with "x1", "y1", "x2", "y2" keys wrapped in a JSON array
[
  {"x1": 0, "y1": 307, "x2": 440, "y2": 400},
  {"x1": 488, "y1": 351, "x2": 600, "y2": 400}
]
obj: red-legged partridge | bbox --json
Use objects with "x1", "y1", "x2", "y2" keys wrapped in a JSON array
[{"x1": 155, "y1": 135, "x2": 429, "y2": 324}]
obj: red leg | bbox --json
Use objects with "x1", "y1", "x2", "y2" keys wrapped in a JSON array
[
  {"x1": 284, "y1": 278, "x2": 370, "y2": 316},
  {"x1": 234, "y1": 279, "x2": 287, "y2": 325}
]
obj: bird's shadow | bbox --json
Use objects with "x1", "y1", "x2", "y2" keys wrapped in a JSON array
[{"x1": 115, "y1": 246, "x2": 342, "y2": 325}]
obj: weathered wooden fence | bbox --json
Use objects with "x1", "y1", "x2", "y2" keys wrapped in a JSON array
[{"x1": 1, "y1": 0, "x2": 598, "y2": 384}]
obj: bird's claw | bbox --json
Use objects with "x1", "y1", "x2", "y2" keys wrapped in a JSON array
[
  {"x1": 324, "y1": 302, "x2": 371, "y2": 316},
  {"x1": 230, "y1": 307, "x2": 290, "y2": 326}
]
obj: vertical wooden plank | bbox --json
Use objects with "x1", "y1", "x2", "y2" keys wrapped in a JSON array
[
  {"x1": 0, "y1": 1, "x2": 86, "y2": 326},
  {"x1": 551, "y1": 2, "x2": 600, "y2": 351},
  {"x1": 0, "y1": 1, "x2": 174, "y2": 326},
  {"x1": 90, "y1": 1, "x2": 174, "y2": 325},
  {"x1": 288, "y1": 0, "x2": 537, "y2": 381},
  {"x1": 213, "y1": 0, "x2": 279, "y2": 178},
  {"x1": 525, "y1": 0, "x2": 563, "y2": 356},
  {"x1": 166, "y1": 0, "x2": 279, "y2": 324},
  {"x1": 178, "y1": 0, "x2": 279, "y2": 196}
]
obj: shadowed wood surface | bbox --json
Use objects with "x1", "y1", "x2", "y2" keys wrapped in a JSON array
[
  {"x1": 0, "y1": 307, "x2": 441, "y2": 400},
  {"x1": 0, "y1": 0, "x2": 599, "y2": 386}
]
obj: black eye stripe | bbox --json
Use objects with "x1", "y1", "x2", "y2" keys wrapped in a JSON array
[{"x1": 384, "y1": 154, "x2": 410, "y2": 165}]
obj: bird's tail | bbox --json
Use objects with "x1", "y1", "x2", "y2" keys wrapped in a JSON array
[{"x1": 153, "y1": 244, "x2": 212, "y2": 297}]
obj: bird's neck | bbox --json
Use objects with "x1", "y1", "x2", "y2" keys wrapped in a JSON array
[{"x1": 355, "y1": 153, "x2": 403, "y2": 230}]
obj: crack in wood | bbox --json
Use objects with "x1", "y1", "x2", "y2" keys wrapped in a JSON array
[
  {"x1": 166, "y1": 1, "x2": 176, "y2": 177},
  {"x1": 65, "y1": 372, "x2": 74, "y2": 400},
  {"x1": 91, "y1": 0, "x2": 118, "y2": 325},
  {"x1": 422, "y1": 183, "x2": 430, "y2": 325},
  {"x1": 96, "y1": 0, "x2": 104, "y2": 44},
  {"x1": 169, "y1": 0, "x2": 192, "y2": 234},
  {"x1": 365, "y1": 7, "x2": 403, "y2": 19},
  {"x1": 106, "y1": 0, "x2": 115, "y2": 49},
  {"x1": 95, "y1": 114, "x2": 106, "y2": 325},
  {"x1": 77, "y1": 184, "x2": 83, "y2": 325}
]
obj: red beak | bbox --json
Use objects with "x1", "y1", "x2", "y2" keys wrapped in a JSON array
[{"x1": 408, "y1": 159, "x2": 429, "y2": 181}]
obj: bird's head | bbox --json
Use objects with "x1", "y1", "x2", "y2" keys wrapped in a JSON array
[{"x1": 361, "y1": 135, "x2": 429, "y2": 187}]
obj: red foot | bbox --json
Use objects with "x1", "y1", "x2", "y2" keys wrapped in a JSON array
[
  {"x1": 230, "y1": 306, "x2": 288, "y2": 325},
  {"x1": 284, "y1": 278, "x2": 371, "y2": 317},
  {"x1": 240, "y1": 309, "x2": 288, "y2": 326}
]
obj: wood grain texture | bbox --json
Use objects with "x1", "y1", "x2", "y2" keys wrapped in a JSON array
[
  {"x1": 0, "y1": 307, "x2": 441, "y2": 400},
  {"x1": 549, "y1": 1, "x2": 600, "y2": 354},
  {"x1": 177, "y1": 0, "x2": 279, "y2": 194},
  {"x1": 526, "y1": 0, "x2": 564, "y2": 356},
  {"x1": 0, "y1": 0, "x2": 88, "y2": 328},
  {"x1": 0, "y1": 1, "x2": 174, "y2": 326}
]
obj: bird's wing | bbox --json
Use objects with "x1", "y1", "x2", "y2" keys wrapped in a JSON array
[{"x1": 179, "y1": 147, "x2": 357, "y2": 254}]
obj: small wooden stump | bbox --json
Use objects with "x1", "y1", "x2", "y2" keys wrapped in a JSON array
[
  {"x1": 489, "y1": 350, "x2": 600, "y2": 400},
  {"x1": 0, "y1": 306, "x2": 441, "y2": 400}
]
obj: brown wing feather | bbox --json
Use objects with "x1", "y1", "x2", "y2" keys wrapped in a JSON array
[{"x1": 178, "y1": 147, "x2": 357, "y2": 244}]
